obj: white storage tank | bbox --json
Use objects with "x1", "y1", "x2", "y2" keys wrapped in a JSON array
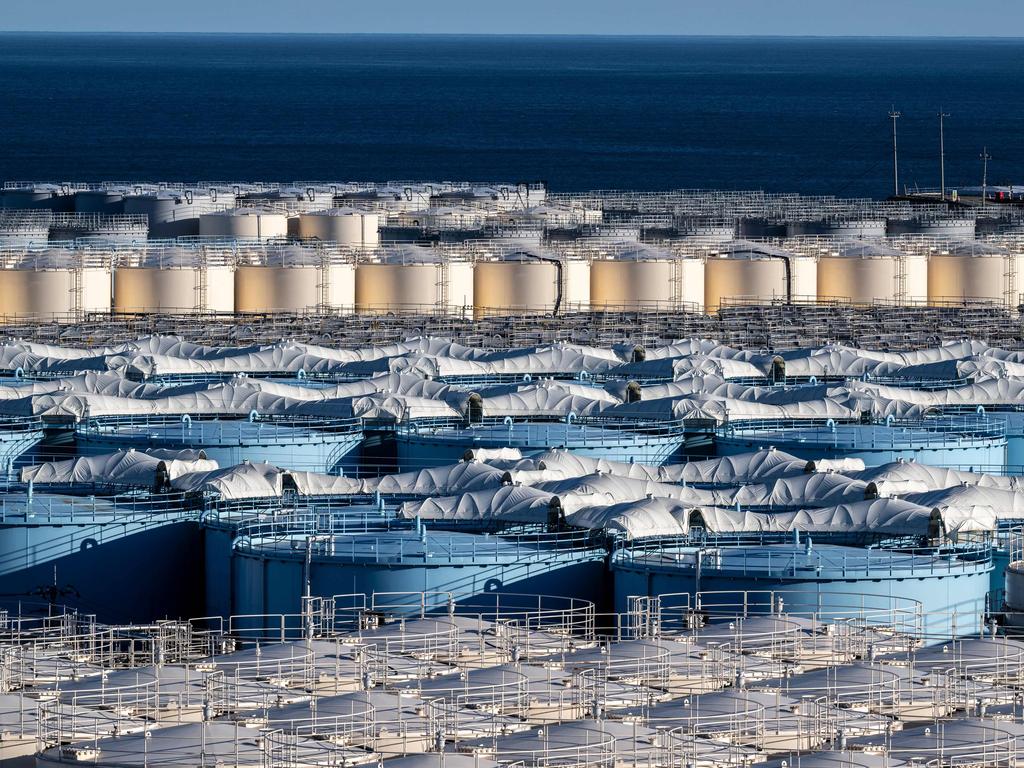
[
  {"x1": 704, "y1": 241, "x2": 814, "y2": 312},
  {"x1": 817, "y1": 241, "x2": 927, "y2": 304},
  {"x1": 242, "y1": 186, "x2": 335, "y2": 214},
  {"x1": 235, "y1": 244, "x2": 354, "y2": 313},
  {"x1": 590, "y1": 242, "x2": 704, "y2": 311},
  {"x1": 48, "y1": 213, "x2": 149, "y2": 244},
  {"x1": 355, "y1": 244, "x2": 459, "y2": 314},
  {"x1": 887, "y1": 216, "x2": 977, "y2": 238},
  {"x1": 297, "y1": 208, "x2": 380, "y2": 246},
  {"x1": 0, "y1": 212, "x2": 50, "y2": 247},
  {"x1": 124, "y1": 189, "x2": 228, "y2": 238},
  {"x1": 74, "y1": 188, "x2": 126, "y2": 214},
  {"x1": 0, "y1": 248, "x2": 111, "y2": 318},
  {"x1": 928, "y1": 240, "x2": 1019, "y2": 305},
  {"x1": 199, "y1": 208, "x2": 288, "y2": 241},
  {"x1": 113, "y1": 245, "x2": 234, "y2": 314},
  {"x1": 786, "y1": 218, "x2": 888, "y2": 240},
  {"x1": 674, "y1": 219, "x2": 736, "y2": 244},
  {"x1": 1, "y1": 183, "x2": 74, "y2": 211},
  {"x1": 473, "y1": 245, "x2": 562, "y2": 318}
]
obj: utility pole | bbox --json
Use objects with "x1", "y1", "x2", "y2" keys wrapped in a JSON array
[
  {"x1": 980, "y1": 147, "x2": 991, "y2": 208},
  {"x1": 938, "y1": 110, "x2": 950, "y2": 201},
  {"x1": 889, "y1": 107, "x2": 901, "y2": 196}
]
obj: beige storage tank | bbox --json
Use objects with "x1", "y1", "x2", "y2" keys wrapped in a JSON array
[
  {"x1": 562, "y1": 253, "x2": 591, "y2": 311},
  {"x1": 234, "y1": 245, "x2": 354, "y2": 313},
  {"x1": 473, "y1": 247, "x2": 561, "y2": 318},
  {"x1": 816, "y1": 241, "x2": 929, "y2": 305},
  {"x1": 927, "y1": 241, "x2": 1018, "y2": 305},
  {"x1": 199, "y1": 209, "x2": 289, "y2": 240},
  {"x1": 297, "y1": 209, "x2": 380, "y2": 246},
  {"x1": 113, "y1": 246, "x2": 234, "y2": 313},
  {"x1": 0, "y1": 248, "x2": 111, "y2": 319},
  {"x1": 704, "y1": 242, "x2": 808, "y2": 312},
  {"x1": 590, "y1": 243, "x2": 694, "y2": 311},
  {"x1": 355, "y1": 245, "x2": 445, "y2": 314}
]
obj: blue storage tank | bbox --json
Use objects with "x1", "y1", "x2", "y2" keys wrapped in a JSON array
[
  {"x1": 612, "y1": 538, "x2": 993, "y2": 640},
  {"x1": 715, "y1": 417, "x2": 1006, "y2": 470},
  {"x1": 0, "y1": 416, "x2": 45, "y2": 471},
  {"x1": 76, "y1": 414, "x2": 365, "y2": 473},
  {"x1": 200, "y1": 499, "x2": 395, "y2": 618},
  {"x1": 394, "y1": 419, "x2": 686, "y2": 470},
  {"x1": 0, "y1": 491, "x2": 203, "y2": 622},
  {"x1": 231, "y1": 524, "x2": 608, "y2": 617}
]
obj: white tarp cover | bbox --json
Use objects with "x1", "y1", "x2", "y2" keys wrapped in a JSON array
[
  {"x1": 727, "y1": 473, "x2": 871, "y2": 508},
  {"x1": 656, "y1": 450, "x2": 813, "y2": 485},
  {"x1": 397, "y1": 485, "x2": 555, "y2": 523},
  {"x1": 851, "y1": 462, "x2": 1024, "y2": 492},
  {"x1": 20, "y1": 449, "x2": 217, "y2": 486},
  {"x1": 906, "y1": 485, "x2": 1024, "y2": 520},
  {"x1": 362, "y1": 462, "x2": 509, "y2": 495},
  {"x1": 170, "y1": 462, "x2": 284, "y2": 499},
  {"x1": 689, "y1": 498, "x2": 991, "y2": 536},
  {"x1": 565, "y1": 498, "x2": 695, "y2": 538},
  {"x1": 283, "y1": 471, "x2": 364, "y2": 496}
]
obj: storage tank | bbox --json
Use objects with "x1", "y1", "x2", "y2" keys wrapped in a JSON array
[
  {"x1": 887, "y1": 216, "x2": 977, "y2": 238},
  {"x1": 297, "y1": 208, "x2": 380, "y2": 246},
  {"x1": 48, "y1": 213, "x2": 149, "y2": 244},
  {"x1": 235, "y1": 244, "x2": 354, "y2": 313},
  {"x1": 0, "y1": 211, "x2": 50, "y2": 247},
  {"x1": 674, "y1": 219, "x2": 736, "y2": 243},
  {"x1": 395, "y1": 418, "x2": 687, "y2": 468},
  {"x1": 786, "y1": 218, "x2": 888, "y2": 240},
  {"x1": 928, "y1": 240, "x2": 1019, "y2": 305},
  {"x1": 0, "y1": 490, "x2": 201, "y2": 623},
  {"x1": 737, "y1": 218, "x2": 786, "y2": 238},
  {"x1": 74, "y1": 188, "x2": 126, "y2": 214},
  {"x1": 355, "y1": 244, "x2": 470, "y2": 314},
  {"x1": 199, "y1": 208, "x2": 288, "y2": 241},
  {"x1": 1, "y1": 183, "x2": 74, "y2": 211},
  {"x1": 78, "y1": 415, "x2": 365, "y2": 473},
  {"x1": 715, "y1": 416, "x2": 1006, "y2": 469},
  {"x1": 0, "y1": 247, "x2": 111, "y2": 318},
  {"x1": 590, "y1": 243, "x2": 704, "y2": 311},
  {"x1": 614, "y1": 541, "x2": 991, "y2": 640},
  {"x1": 473, "y1": 246, "x2": 563, "y2": 318},
  {"x1": 704, "y1": 241, "x2": 815, "y2": 312},
  {"x1": 113, "y1": 245, "x2": 234, "y2": 314},
  {"x1": 817, "y1": 241, "x2": 927, "y2": 304},
  {"x1": 242, "y1": 186, "x2": 335, "y2": 214},
  {"x1": 124, "y1": 189, "x2": 228, "y2": 238},
  {"x1": 232, "y1": 526, "x2": 608, "y2": 617}
]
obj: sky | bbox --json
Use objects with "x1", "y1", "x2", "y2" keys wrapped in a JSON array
[{"x1": 2, "y1": 0, "x2": 1023, "y2": 37}]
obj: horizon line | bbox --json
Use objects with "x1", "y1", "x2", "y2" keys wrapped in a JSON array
[{"x1": 2, "y1": 30, "x2": 1024, "y2": 40}]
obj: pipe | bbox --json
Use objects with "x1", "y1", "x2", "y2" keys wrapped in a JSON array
[{"x1": 523, "y1": 251, "x2": 563, "y2": 316}]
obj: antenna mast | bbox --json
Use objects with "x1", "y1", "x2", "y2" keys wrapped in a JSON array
[
  {"x1": 889, "y1": 108, "x2": 901, "y2": 196},
  {"x1": 938, "y1": 110, "x2": 950, "y2": 201},
  {"x1": 980, "y1": 147, "x2": 991, "y2": 208}
]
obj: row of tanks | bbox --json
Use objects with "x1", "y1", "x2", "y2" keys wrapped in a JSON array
[{"x1": 0, "y1": 235, "x2": 1023, "y2": 318}]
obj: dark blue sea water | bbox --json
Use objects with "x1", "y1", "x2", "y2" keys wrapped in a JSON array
[{"x1": 1, "y1": 33, "x2": 1022, "y2": 197}]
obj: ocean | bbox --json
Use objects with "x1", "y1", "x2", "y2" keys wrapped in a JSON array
[{"x1": 1, "y1": 33, "x2": 1022, "y2": 197}]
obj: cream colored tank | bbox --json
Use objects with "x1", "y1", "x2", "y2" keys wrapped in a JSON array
[
  {"x1": 447, "y1": 260, "x2": 474, "y2": 315},
  {"x1": 473, "y1": 258, "x2": 559, "y2": 318},
  {"x1": 356, "y1": 263, "x2": 442, "y2": 313},
  {"x1": 704, "y1": 255, "x2": 787, "y2": 313},
  {"x1": 928, "y1": 253, "x2": 1013, "y2": 304},
  {"x1": 817, "y1": 255, "x2": 901, "y2": 303},
  {"x1": 113, "y1": 266, "x2": 234, "y2": 313},
  {"x1": 903, "y1": 254, "x2": 929, "y2": 303},
  {"x1": 789, "y1": 256, "x2": 817, "y2": 301},
  {"x1": 591, "y1": 259, "x2": 676, "y2": 310},
  {"x1": 235, "y1": 265, "x2": 321, "y2": 312},
  {"x1": 0, "y1": 267, "x2": 111, "y2": 318},
  {"x1": 563, "y1": 257, "x2": 590, "y2": 311},
  {"x1": 199, "y1": 210, "x2": 289, "y2": 240},
  {"x1": 325, "y1": 263, "x2": 355, "y2": 311},
  {"x1": 297, "y1": 210, "x2": 380, "y2": 246}
]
